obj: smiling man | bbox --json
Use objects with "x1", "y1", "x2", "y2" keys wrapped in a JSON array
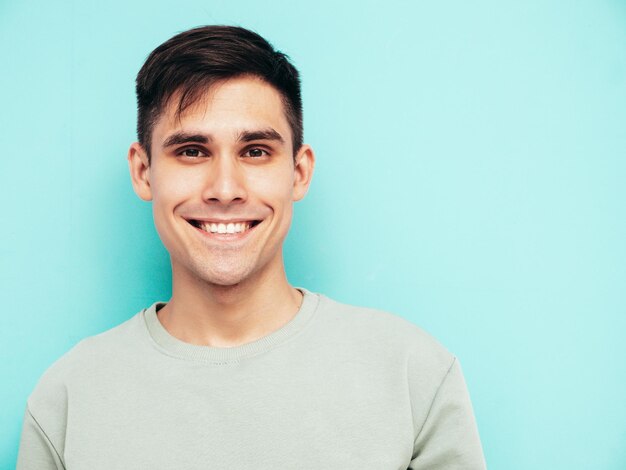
[
  {"x1": 129, "y1": 74, "x2": 313, "y2": 347},
  {"x1": 17, "y1": 26, "x2": 486, "y2": 469}
]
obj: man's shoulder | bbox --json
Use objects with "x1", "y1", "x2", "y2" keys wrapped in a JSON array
[
  {"x1": 313, "y1": 292, "x2": 455, "y2": 371},
  {"x1": 27, "y1": 308, "x2": 148, "y2": 408},
  {"x1": 54, "y1": 308, "x2": 144, "y2": 365}
]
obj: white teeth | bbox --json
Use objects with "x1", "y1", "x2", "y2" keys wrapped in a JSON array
[{"x1": 198, "y1": 221, "x2": 252, "y2": 234}]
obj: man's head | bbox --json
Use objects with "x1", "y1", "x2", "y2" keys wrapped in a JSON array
[
  {"x1": 136, "y1": 25, "x2": 303, "y2": 161},
  {"x1": 128, "y1": 26, "x2": 314, "y2": 289}
]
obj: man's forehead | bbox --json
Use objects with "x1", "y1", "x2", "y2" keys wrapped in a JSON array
[
  {"x1": 154, "y1": 77, "x2": 292, "y2": 141},
  {"x1": 164, "y1": 77, "x2": 285, "y2": 119}
]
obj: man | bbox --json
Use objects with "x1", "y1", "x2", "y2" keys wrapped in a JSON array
[{"x1": 17, "y1": 26, "x2": 486, "y2": 469}]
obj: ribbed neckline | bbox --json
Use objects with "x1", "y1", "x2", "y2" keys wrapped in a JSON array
[{"x1": 142, "y1": 288, "x2": 320, "y2": 364}]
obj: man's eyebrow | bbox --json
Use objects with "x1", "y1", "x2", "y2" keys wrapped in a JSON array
[
  {"x1": 237, "y1": 128, "x2": 284, "y2": 144},
  {"x1": 162, "y1": 132, "x2": 211, "y2": 148}
]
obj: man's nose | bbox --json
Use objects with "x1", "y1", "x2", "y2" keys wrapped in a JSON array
[{"x1": 202, "y1": 155, "x2": 247, "y2": 205}]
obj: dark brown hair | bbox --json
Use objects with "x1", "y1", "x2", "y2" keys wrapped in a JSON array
[{"x1": 136, "y1": 25, "x2": 303, "y2": 160}]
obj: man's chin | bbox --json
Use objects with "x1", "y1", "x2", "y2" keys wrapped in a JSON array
[{"x1": 195, "y1": 266, "x2": 255, "y2": 289}]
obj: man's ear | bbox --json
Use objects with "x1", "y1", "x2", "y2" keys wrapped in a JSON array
[
  {"x1": 293, "y1": 144, "x2": 315, "y2": 201},
  {"x1": 128, "y1": 142, "x2": 153, "y2": 201}
]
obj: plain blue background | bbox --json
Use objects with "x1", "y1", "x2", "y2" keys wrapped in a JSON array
[{"x1": 2, "y1": 1, "x2": 625, "y2": 468}]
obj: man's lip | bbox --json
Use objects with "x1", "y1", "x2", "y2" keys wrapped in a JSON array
[
  {"x1": 185, "y1": 218, "x2": 262, "y2": 235},
  {"x1": 184, "y1": 217, "x2": 261, "y2": 223}
]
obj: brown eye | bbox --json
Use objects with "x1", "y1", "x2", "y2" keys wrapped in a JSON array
[
  {"x1": 244, "y1": 148, "x2": 268, "y2": 158},
  {"x1": 181, "y1": 148, "x2": 201, "y2": 157}
]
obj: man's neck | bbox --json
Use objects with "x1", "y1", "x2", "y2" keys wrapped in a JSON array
[{"x1": 157, "y1": 266, "x2": 303, "y2": 348}]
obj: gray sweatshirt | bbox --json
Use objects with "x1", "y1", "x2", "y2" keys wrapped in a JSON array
[{"x1": 17, "y1": 290, "x2": 486, "y2": 469}]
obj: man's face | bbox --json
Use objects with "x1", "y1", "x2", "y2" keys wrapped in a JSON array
[{"x1": 128, "y1": 76, "x2": 314, "y2": 288}]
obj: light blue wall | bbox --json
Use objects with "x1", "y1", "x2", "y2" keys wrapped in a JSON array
[{"x1": 2, "y1": 1, "x2": 625, "y2": 468}]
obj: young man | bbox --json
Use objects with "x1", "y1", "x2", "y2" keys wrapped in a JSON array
[{"x1": 17, "y1": 26, "x2": 486, "y2": 469}]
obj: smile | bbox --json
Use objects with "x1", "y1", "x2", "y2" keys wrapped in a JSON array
[{"x1": 187, "y1": 219, "x2": 261, "y2": 235}]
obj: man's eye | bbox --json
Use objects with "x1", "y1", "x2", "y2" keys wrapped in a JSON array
[
  {"x1": 243, "y1": 148, "x2": 269, "y2": 158},
  {"x1": 179, "y1": 148, "x2": 204, "y2": 158}
]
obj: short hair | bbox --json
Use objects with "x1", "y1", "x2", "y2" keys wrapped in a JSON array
[{"x1": 135, "y1": 25, "x2": 303, "y2": 160}]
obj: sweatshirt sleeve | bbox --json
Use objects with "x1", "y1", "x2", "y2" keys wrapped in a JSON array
[
  {"x1": 408, "y1": 358, "x2": 486, "y2": 470},
  {"x1": 16, "y1": 407, "x2": 65, "y2": 470}
]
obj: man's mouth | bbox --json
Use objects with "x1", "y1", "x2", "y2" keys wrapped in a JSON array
[{"x1": 187, "y1": 219, "x2": 261, "y2": 235}]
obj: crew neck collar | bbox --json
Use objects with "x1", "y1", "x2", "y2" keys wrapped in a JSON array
[{"x1": 142, "y1": 288, "x2": 319, "y2": 364}]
